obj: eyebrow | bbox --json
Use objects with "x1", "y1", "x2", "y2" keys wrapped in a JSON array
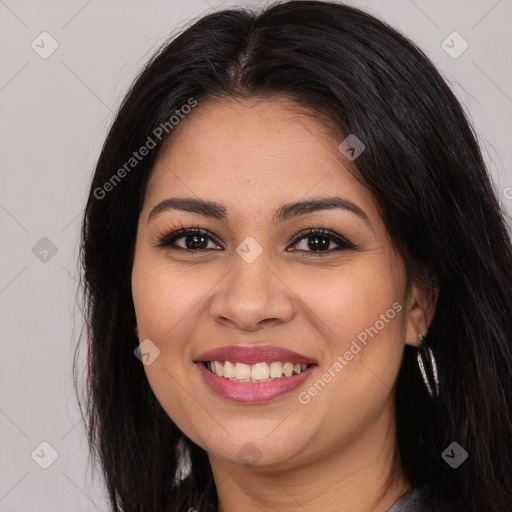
[{"x1": 147, "y1": 196, "x2": 369, "y2": 225}]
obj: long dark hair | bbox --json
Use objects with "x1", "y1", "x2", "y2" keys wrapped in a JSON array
[{"x1": 77, "y1": 1, "x2": 512, "y2": 511}]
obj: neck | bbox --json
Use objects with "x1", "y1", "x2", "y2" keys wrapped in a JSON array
[{"x1": 209, "y1": 404, "x2": 410, "y2": 512}]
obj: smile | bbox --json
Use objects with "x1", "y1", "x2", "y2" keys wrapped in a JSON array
[{"x1": 193, "y1": 345, "x2": 318, "y2": 403}]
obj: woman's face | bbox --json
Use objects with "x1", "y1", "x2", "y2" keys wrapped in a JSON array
[{"x1": 131, "y1": 96, "x2": 431, "y2": 470}]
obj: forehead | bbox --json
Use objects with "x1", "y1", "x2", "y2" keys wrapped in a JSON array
[{"x1": 144, "y1": 97, "x2": 378, "y2": 222}]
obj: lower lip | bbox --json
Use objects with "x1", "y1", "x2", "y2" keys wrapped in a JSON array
[{"x1": 196, "y1": 362, "x2": 317, "y2": 403}]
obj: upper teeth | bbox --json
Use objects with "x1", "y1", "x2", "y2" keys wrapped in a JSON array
[{"x1": 207, "y1": 361, "x2": 309, "y2": 381}]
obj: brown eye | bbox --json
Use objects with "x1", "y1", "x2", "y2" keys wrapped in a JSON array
[
  {"x1": 287, "y1": 229, "x2": 355, "y2": 255},
  {"x1": 158, "y1": 228, "x2": 222, "y2": 251},
  {"x1": 156, "y1": 226, "x2": 355, "y2": 255}
]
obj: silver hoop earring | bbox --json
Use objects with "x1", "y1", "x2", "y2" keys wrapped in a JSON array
[{"x1": 416, "y1": 333, "x2": 440, "y2": 397}]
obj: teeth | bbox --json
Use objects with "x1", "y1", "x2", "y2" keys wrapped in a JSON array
[
  {"x1": 214, "y1": 361, "x2": 224, "y2": 377},
  {"x1": 251, "y1": 362, "x2": 270, "y2": 381},
  {"x1": 223, "y1": 360, "x2": 235, "y2": 378},
  {"x1": 206, "y1": 360, "x2": 310, "y2": 381},
  {"x1": 234, "y1": 362, "x2": 251, "y2": 380},
  {"x1": 283, "y1": 362, "x2": 294, "y2": 377},
  {"x1": 269, "y1": 362, "x2": 283, "y2": 378}
]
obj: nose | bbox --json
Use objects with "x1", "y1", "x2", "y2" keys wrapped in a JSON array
[{"x1": 209, "y1": 250, "x2": 295, "y2": 332}]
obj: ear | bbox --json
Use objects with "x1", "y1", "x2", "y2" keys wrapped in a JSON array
[{"x1": 404, "y1": 279, "x2": 438, "y2": 347}]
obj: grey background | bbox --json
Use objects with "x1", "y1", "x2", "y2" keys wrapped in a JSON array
[{"x1": 1, "y1": 0, "x2": 511, "y2": 510}]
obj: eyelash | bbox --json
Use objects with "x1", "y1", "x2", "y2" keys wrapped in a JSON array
[{"x1": 153, "y1": 222, "x2": 356, "y2": 257}]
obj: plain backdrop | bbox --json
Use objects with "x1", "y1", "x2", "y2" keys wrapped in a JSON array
[{"x1": 1, "y1": 0, "x2": 511, "y2": 510}]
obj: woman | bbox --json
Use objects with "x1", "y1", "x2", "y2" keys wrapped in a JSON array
[{"x1": 78, "y1": 1, "x2": 512, "y2": 511}]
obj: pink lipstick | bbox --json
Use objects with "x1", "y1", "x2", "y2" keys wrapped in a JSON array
[{"x1": 194, "y1": 345, "x2": 318, "y2": 403}]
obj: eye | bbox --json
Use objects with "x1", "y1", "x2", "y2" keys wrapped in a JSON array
[
  {"x1": 154, "y1": 224, "x2": 356, "y2": 255},
  {"x1": 155, "y1": 224, "x2": 222, "y2": 251},
  {"x1": 287, "y1": 227, "x2": 355, "y2": 256}
]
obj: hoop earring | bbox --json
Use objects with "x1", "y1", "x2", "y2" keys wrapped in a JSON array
[{"x1": 416, "y1": 333, "x2": 440, "y2": 397}]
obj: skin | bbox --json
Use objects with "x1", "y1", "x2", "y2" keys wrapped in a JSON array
[{"x1": 131, "y1": 96, "x2": 437, "y2": 512}]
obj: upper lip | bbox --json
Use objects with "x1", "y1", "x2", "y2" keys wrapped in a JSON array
[{"x1": 194, "y1": 345, "x2": 318, "y2": 365}]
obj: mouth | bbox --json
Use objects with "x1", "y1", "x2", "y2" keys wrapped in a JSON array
[{"x1": 193, "y1": 345, "x2": 318, "y2": 402}]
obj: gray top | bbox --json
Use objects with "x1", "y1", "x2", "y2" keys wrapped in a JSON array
[{"x1": 387, "y1": 485, "x2": 430, "y2": 512}]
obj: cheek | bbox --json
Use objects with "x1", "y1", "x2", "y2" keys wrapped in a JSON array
[
  {"x1": 131, "y1": 253, "x2": 208, "y2": 439},
  {"x1": 300, "y1": 259, "x2": 406, "y2": 402},
  {"x1": 131, "y1": 253, "x2": 209, "y2": 345},
  {"x1": 295, "y1": 260, "x2": 404, "y2": 350}
]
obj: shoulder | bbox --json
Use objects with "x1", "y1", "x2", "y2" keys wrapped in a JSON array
[{"x1": 387, "y1": 484, "x2": 431, "y2": 512}]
